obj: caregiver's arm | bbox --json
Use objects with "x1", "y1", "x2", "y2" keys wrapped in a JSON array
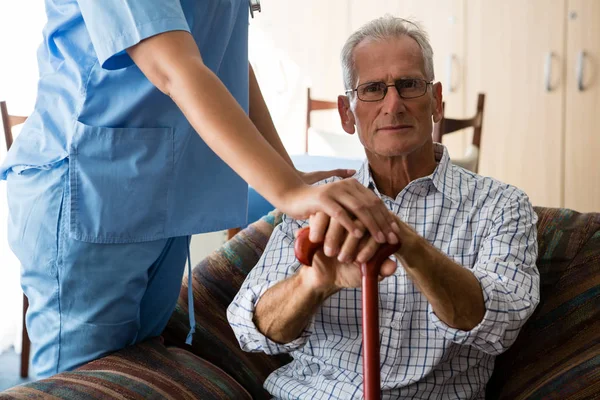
[{"x1": 127, "y1": 30, "x2": 395, "y2": 244}]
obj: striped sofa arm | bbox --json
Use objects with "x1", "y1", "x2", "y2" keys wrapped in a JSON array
[
  {"x1": 162, "y1": 210, "x2": 292, "y2": 400},
  {"x1": 486, "y1": 207, "x2": 600, "y2": 399},
  {"x1": 0, "y1": 338, "x2": 252, "y2": 400}
]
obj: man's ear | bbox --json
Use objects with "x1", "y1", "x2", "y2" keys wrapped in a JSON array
[
  {"x1": 338, "y1": 95, "x2": 356, "y2": 135},
  {"x1": 432, "y1": 82, "x2": 443, "y2": 123}
]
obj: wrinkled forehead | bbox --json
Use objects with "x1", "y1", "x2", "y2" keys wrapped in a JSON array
[{"x1": 352, "y1": 36, "x2": 427, "y2": 85}]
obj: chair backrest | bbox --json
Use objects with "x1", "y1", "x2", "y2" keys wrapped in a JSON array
[
  {"x1": 432, "y1": 93, "x2": 485, "y2": 172},
  {"x1": 1, "y1": 100, "x2": 27, "y2": 151},
  {"x1": 305, "y1": 87, "x2": 338, "y2": 153}
]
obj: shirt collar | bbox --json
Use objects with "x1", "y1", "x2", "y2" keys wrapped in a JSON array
[
  {"x1": 353, "y1": 143, "x2": 460, "y2": 203},
  {"x1": 429, "y1": 143, "x2": 460, "y2": 203}
]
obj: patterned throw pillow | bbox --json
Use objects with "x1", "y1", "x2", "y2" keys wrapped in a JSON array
[
  {"x1": 162, "y1": 211, "x2": 291, "y2": 400},
  {"x1": 486, "y1": 207, "x2": 600, "y2": 399}
]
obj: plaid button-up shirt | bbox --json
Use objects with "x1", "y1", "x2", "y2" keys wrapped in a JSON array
[{"x1": 228, "y1": 144, "x2": 539, "y2": 399}]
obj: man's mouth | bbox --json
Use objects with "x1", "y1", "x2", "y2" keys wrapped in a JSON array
[{"x1": 378, "y1": 124, "x2": 413, "y2": 131}]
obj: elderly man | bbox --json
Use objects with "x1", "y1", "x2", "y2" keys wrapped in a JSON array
[{"x1": 227, "y1": 16, "x2": 539, "y2": 400}]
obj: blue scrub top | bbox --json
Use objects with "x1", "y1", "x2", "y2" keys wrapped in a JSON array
[{"x1": 1, "y1": 0, "x2": 250, "y2": 243}]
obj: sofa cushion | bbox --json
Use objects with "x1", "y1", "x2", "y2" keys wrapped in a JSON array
[
  {"x1": 486, "y1": 207, "x2": 600, "y2": 399},
  {"x1": 162, "y1": 211, "x2": 291, "y2": 400},
  {"x1": 0, "y1": 338, "x2": 251, "y2": 400}
]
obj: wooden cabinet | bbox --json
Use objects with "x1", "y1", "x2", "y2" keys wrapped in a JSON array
[
  {"x1": 466, "y1": 0, "x2": 599, "y2": 211},
  {"x1": 349, "y1": 0, "x2": 599, "y2": 211},
  {"x1": 466, "y1": 0, "x2": 566, "y2": 208},
  {"x1": 564, "y1": 0, "x2": 600, "y2": 212},
  {"x1": 348, "y1": 0, "x2": 400, "y2": 32}
]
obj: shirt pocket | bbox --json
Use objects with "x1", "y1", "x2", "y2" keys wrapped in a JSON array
[{"x1": 68, "y1": 121, "x2": 173, "y2": 243}]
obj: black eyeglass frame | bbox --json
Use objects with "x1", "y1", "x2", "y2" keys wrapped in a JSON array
[{"x1": 345, "y1": 78, "x2": 434, "y2": 102}]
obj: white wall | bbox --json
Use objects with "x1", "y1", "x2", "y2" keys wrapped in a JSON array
[
  {"x1": 0, "y1": 0, "x2": 47, "y2": 355},
  {"x1": 249, "y1": 0, "x2": 365, "y2": 157}
]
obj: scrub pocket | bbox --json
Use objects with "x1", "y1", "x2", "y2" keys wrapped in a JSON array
[{"x1": 69, "y1": 121, "x2": 173, "y2": 243}]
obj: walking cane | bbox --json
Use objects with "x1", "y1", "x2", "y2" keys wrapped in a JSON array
[{"x1": 294, "y1": 227, "x2": 401, "y2": 400}]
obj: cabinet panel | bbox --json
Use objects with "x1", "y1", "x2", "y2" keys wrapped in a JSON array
[
  {"x1": 466, "y1": 0, "x2": 565, "y2": 207},
  {"x1": 348, "y1": 0, "x2": 401, "y2": 32},
  {"x1": 564, "y1": 0, "x2": 600, "y2": 212}
]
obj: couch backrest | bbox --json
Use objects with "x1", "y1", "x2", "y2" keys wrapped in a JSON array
[
  {"x1": 165, "y1": 207, "x2": 600, "y2": 400},
  {"x1": 486, "y1": 207, "x2": 600, "y2": 399}
]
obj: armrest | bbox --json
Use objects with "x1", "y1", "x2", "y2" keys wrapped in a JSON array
[{"x1": 0, "y1": 338, "x2": 251, "y2": 399}]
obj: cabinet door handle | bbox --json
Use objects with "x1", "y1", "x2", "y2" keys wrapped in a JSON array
[
  {"x1": 576, "y1": 51, "x2": 586, "y2": 91},
  {"x1": 544, "y1": 52, "x2": 554, "y2": 92},
  {"x1": 446, "y1": 54, "x2": 457, "y2": 93}
]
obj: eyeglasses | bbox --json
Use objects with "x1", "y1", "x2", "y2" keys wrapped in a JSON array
[{"x1": 345, "y1": 78, "x2": 433, "y2": 102}]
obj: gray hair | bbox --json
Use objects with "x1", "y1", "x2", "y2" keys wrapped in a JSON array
[{"x1": 341, "y1": 16, "x2": 435, "y2": 90}]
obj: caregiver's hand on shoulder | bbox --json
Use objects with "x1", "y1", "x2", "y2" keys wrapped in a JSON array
[{"x1": 281, "y1": 178, "x2": 399, "y2": 250}]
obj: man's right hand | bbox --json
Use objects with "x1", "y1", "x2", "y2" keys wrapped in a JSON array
[{"x1": 298, "y1": 219, "x2": 398, "y2": 297}]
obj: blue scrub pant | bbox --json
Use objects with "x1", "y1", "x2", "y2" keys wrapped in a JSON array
[{"x1": 6, "y1": 161, "x2": 188, "y2": 378}]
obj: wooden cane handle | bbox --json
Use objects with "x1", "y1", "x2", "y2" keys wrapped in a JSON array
[
  {"x1": 294, "y1": 227, "x2": 322, "y2": 266},
  {"x1": 294, "y1": 227, "x2": 400, "y2": 269}
]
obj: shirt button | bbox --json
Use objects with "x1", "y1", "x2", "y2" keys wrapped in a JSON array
[{"x1": 391, "y1": 320, "x2": 401, "y2": 330}]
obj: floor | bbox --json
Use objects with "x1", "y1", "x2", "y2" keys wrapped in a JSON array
[{"x1": 0, "y1": 347, "x2": 33, "y2": 391}]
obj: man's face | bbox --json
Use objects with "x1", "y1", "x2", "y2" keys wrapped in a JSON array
[{"x1": 339, "y1": 36, "x2": 442, "y2": 158}]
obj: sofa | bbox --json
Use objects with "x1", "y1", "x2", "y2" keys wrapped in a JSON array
[{"x1": 1, "y1": 206, "x2": 598, "y2": 399}]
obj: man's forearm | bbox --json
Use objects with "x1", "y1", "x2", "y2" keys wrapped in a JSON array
[
  {"x1": 249, "y1": 64, "x2": 294, "y2": 167},
  {"x1": 397, "y1": 241, "x2": 485, "y2": 331},
  {"x1": 254, "y1": 267, "x2": 329, "y2": 344}
]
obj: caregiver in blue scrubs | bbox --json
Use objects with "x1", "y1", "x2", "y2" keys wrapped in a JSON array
[{"x1": 0, "y1": 0, "x2": 399, "y2": 378}]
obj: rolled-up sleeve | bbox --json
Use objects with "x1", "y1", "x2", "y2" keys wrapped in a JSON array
[
  {"x1": 77, "y1": 0, "x2": 190, "y2": 70},
  {"x1": 227, "y1": 214, "x2": 315, "y2": 355},
  {"x1": 430, "y1": 191, "x2": 540, "y2": 355}
]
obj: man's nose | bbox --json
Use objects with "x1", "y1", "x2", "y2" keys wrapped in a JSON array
[{"x1": 383, "y1": 86, "x2": 406, "y2": 114}]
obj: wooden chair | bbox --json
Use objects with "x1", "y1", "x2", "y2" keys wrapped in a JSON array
[
  {"x1": 433, "y1": 93, "x2": 485, "y2": 173},
  {"x1": 1, "y1": 100, "x2": 31, "y2": 378},
  {"x1": 1, "y1": 101, "x2": 26, "y2": 153}
]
